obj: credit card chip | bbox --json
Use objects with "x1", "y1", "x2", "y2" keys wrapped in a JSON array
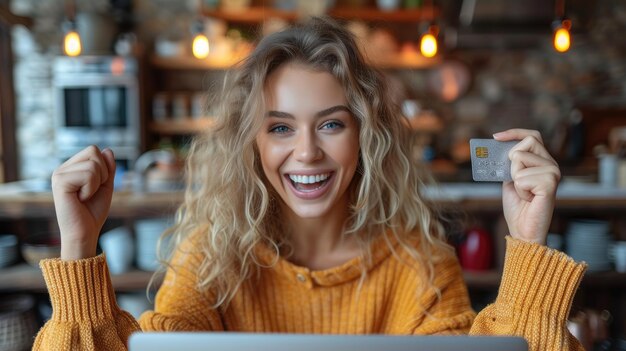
[{"x1": 475, "y1": 146, "x2": 489, "y2": 158}]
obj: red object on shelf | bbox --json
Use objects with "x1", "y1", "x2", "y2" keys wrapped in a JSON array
[{"x1": 459, "y1": 227, "x2": 493, "y2": 271}]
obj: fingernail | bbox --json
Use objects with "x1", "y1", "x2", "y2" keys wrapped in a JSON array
[{"x1": 493, "y1": 132, "x2": 504, "y2": 138}]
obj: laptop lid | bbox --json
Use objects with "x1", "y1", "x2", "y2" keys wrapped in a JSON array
[{"x1": 129, "y1": 332, "x2": 528, "y2": 351}]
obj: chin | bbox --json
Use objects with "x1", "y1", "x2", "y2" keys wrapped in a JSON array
[{"x1": 288, "y1": 204, "x2": 333, "y2": 219}]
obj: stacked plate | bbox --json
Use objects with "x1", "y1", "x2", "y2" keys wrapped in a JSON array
[
  {"x1": 0, "y1": 235, "x2": 18, "y2": 268},
  {"x1": 135, "y1": 219, "x2": 171, "y2": 271},
  {"x1": 566, "y1": 220, "x2": 612, "y2": 272}
]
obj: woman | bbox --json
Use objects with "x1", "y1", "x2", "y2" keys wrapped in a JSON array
[{"x1": 34, "y1": 17, "x2": 585, "y2": 351}]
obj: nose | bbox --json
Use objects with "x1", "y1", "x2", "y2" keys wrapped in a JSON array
[{"x1": 293, "y1": 130, "x2": 323, "y2": 163}]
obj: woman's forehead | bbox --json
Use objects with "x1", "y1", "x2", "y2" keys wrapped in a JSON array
[{"x1": 263, "y1": 63, "x2": 348, "y2": 113}]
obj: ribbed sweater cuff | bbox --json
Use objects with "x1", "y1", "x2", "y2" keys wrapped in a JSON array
[
  {"x1": 497, "y1": 236, "x2": 587, "y2": 321},
  {"x1": 40, "y1": 254, "x2": 119, "y2": 322}
]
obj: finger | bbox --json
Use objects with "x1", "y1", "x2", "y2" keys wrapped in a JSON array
[
  {"x1": 101, "y1": 149, "x2": 116, "y2": 190},
  {"x1": 513, "y1": 167, "x2": 560, "y2": 199},
  {"x1": 509, "y1": 135, "x2": 554, "y2": 162},
  {"x1": 493, "y1": 128, "x2": 543, "y2": 145},
  {"x1": 52, "y1": 169, "x2": 103, "y2": 202},
  {"x1": 61, "y1": 145, "x2": 102, "y2": 165},
  {"x1": 510, "y1": 150, "x2": 559, "y2": 180},
  {"x1": 55, "y1": 160, "x2": 104, "y2": 187},
  {"x1": 58, "y1": 145, "x2": 109, "y2": 185},
  {"x1": 514, "y1": 164, "x2": 561, "y2": 182},
  {"x1": 506, "y1": 178, "x2": 534, "y2": 202}
]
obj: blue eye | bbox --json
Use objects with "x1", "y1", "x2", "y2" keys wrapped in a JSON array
[
  {"x1": 321, "y1": 121, "x2": 344, "y2": 130},
  {"x1": 270, "y1": 125, "x2": 290, "y2": 134}
]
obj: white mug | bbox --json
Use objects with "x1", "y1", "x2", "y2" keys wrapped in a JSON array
[
  {"x1": 377, "y1": 0, "x2": 401, "y2": 11},
  {"x1": 100, "y1": 227, "x2": 134, "y2": 274},
  {"x1": 598, "y1": 154, "x2": 618, "y2": 187},
  {"x1": 613, "y1": 241, "x2": 626, "y2": 273}
]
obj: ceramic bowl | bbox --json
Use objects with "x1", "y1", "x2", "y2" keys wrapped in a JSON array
[{"x1": 21, "y1": 234, "x2": 61, "y2": 267}]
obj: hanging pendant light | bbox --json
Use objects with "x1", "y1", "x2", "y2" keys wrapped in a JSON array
[
  {"x1": 191, "y1": 18, "x2": 209, "y2": 59},
  {"x1": 552, "y1": 0, "x2": 571, "y2": 53},
  {"x1": 418, "y1": 0, "x2": 439, "y2": 58},
  {"x1": 553, "y1": 19, "x2": 571, "y2": 53},
  {"x1": 191, "y1": 0, "x2": 209, "y2": 60},
  {"x1": 420, "y1": 24, "x2": 439, "y2": 58},
  {"x1": 63, "y1": 25, "x2": 82, "y2": 56},
  {"x1": 62, "y1": 0, "x2": 81, "y2": 56}
]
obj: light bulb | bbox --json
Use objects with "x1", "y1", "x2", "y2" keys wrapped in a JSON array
[
  {"x1": 64, "y1": 30, "x2": 82, "y2": 57},
  {"x1": 192, "y1": 34, "x2": 210, "y2": 59},
  {"x1": 553, "y1": 19, "x2": 571, "y2": 53},
  {"x1": 420, "y1": 33, "x2": 437, "y2": 58},
  {"x1": 553, "y1": 27, "x2": 570, "y2": 52}
]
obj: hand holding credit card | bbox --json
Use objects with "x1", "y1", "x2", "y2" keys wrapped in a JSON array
[{"x1": 470, "y1": 139, "x2": 518, "y2": 182}]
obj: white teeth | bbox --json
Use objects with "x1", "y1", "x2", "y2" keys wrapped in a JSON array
[{"x1": 288, "y1": 173, "x2": 330, "y2": 184}]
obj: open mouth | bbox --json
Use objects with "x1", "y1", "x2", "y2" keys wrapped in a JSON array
[{"x1": 285, "y1": 172, "x2": 333, "y2": 194}]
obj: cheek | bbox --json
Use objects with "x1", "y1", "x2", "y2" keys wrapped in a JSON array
[
  {"x1": 333, "y1": 133, "x2": 361, "y2": 177},
  {"x1": 257, "y1": 137, "x2": 289, "y2": 179}
]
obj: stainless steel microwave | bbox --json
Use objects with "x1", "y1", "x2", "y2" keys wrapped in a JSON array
[{"x1": 53, "y1": 56, "x2": 140, "y2": 166}]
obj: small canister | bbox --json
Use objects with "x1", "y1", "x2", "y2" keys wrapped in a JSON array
[
  {"x1": 152, "y1": 93, "x2": 169, "y2": 122},
  {"x1": 171, "y1": 92, "x2": 189, "y2": 120}
]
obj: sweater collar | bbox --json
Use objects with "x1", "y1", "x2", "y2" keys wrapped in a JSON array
[{"x1": 254, "y1": 230, "x2": 401, "y2": 287}]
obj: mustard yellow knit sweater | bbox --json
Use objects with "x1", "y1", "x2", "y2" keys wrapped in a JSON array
[{"x1": 33, "y1": 235, "x2": 586, "y2": 351}]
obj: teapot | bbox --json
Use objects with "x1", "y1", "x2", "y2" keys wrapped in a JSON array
[{"x1": 133, "y1": 149, "x2": 183, "y2": 192}]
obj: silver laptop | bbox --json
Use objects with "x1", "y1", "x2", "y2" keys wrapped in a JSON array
[{"x1": 129, "y1": 332, "x2": 528, "y2": 351}]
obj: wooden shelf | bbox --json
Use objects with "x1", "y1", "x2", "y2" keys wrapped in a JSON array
[
  {"x1": 366, "y1": 54, "x2": 441, "y2": 69},
  {"x1": 463, "y1": 270, "x2": 626, "y2": 290},
  {"x1": 203, "y1": 7, "x2": 298, "y2": 23},
  {"x1": 329, "y1": 6, "x2": 438, "y2": 22},
  {"x1": 200, "y1": 6, "x2": 438, "y2": 23},
  {"x1": 1, "y1": 182, "x2": 625, "y2": 219},
  {"x1": 403, "y1": 115, "x2": 444, "y2": 132},
  {"x1": 152, "y1": 54, "x2": 439, "y2": 70},
  {"x1": 463, "y1": 270, "x2": 501, "y2": 289},
  {"x1": 151, "y1": 56, "x2": 241, "y2": 70},
  {"x1": 0, "y1": 263, "x2": 160, "y2": 293},
  {"x1": 2, "y1": 262, "x2": 624, "y2": 293},
  {"x1": 150, "y1": 118, "x2": 216, "y2": 135},
  {"x1": 0, "y1": 188, "x2": 183, "y2": 219}
]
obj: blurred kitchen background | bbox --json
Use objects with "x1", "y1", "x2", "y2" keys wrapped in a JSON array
[{"x1": 0, "y1": 0, "x2": 625, "y2": 350}]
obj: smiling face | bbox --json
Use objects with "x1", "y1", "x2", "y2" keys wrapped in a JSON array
[{"x1": 255, "y1": 62, "x2": 360, "y2": 220}]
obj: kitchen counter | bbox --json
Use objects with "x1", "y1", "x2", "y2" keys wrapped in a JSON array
[
  {"x1": 0, "y1": 180, "x2": 182, "y2": 218},
  {"x1": 0, "y1": 180, "x2": 624, "y2": 219},
  {"x1": 423, "y1": 182, "x2": 626, "y2": 212}
]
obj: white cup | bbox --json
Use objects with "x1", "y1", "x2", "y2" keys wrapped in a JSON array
[
  {"x1": 401, "y1": 100, "x2": 421, "y2": 119},
  {"x1": 117, "y1": 293, "x2": 152, "y2": 319},
  {"x1": 614, "y1": 241, "x2": 626, "y2": 273},
  {"x1": 100, "y1": 227, "x2": 134, "y2": 274},
  {"x1": 377, "y1": 0, "x2": 401, "y2": 11},
  {"x1": 598, "y1": 154, "x2": 618, "y2": 187}
]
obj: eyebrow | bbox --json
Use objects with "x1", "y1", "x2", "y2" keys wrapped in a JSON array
[{"x1": 267, "y1": 105, "x2": 351, "y2": 119}]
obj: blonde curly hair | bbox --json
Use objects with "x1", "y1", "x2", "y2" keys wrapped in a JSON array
[{"x1": 157, "y1": 16, "x2": 452, "y2": 308}]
